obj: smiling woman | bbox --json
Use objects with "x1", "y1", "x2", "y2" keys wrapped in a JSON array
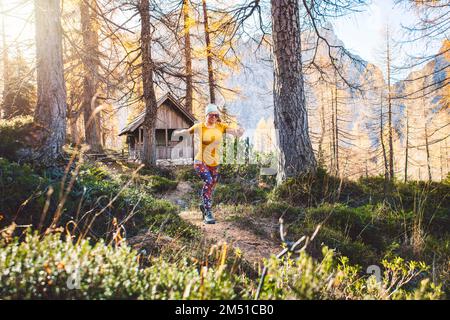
[{"x1": 176, "y1": 103, "x2": 244, "y2": 224}]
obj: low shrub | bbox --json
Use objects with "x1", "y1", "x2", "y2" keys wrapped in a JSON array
[
  {"x1": 259, "y1": 247, "x2": 443, "y2": 300},
  {"x1": 0, "y1": 232, "x2": 248, "y2": 299},
  {"x1": 271, "y1": 169, "x2": 450, "y2": 215},
  {"x1": 174, "y1": 166, "x2": 201, "y2": 182},
  {"x1": 214, "y1": 183, "x2": 267, "y2": 205},
  {"x1": 0, "y1": 116, "x2": 35, "y2": 162},
  {"x1": 122, "y1": 174, "x2": 178, "y2": 194},
  {"x1": 0, "y1": 232, "x2": 442, "y2": 300},
  {"x1": 0, "y1": 158, "x2": 195, "y2": 241}
]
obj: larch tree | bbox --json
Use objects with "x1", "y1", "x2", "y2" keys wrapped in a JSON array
[
  {"x1": 1, "y1": 1, "x2": 9, "y2": 120},
  {"x1": 183, "y1": 0, "x2": 194, "y2": 113},
  {"x1": 33, "y1": 0, "x2": 67, "y2": 164},
  {"x1": 271, "y1": 0, "x2": 316, "y2": 182},
  {"x1": 201, "y1": 0, "x2": 216, "y2": 103},
  {"x1": 404, "y1": 101, "x2": 410, "y2": 182},
  {"x1": 379, "y1": 91, "x2": 389, "y2": 183},
  {"x1": 80, "y1": 0, "x2": 103, "y2": 152},
  {"x1": 385, "y1": 28, "x2": 395, "y2": 181},
  {"x1": 395, "y1": 0, "x2": 449, "y2": 109},
  {"x1": 218, "y1": 0, "x2": 369, "y2": 182},
  {"x1": 421, "y1": 80, "x2": 432, "y2": 182},
  {"x1": 139, "y1": 0, "x2": 158, "y2": 166}
]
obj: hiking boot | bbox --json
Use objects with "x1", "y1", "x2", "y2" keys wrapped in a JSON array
[
  {"x1": 203, "y1": 210, "x2": 216, "y2": 224},
  {"x1": 200, "y1": 204, "x2": 206, "y2": 219}
]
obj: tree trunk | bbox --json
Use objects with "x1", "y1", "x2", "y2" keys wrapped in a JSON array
[
  {"x1": 331, "y1": 88, "x2": 336, "y2": 173},
  {"x1": 404, "y1": 104, "x2": 409, "y2": 183},
  {"x1": 139, "y1": 0, "x2": 158, "y2": 165},
  {"x1": 80, "y1": 0, "x2": 103, "y2": 152},
  {"x1": 386, "y1": 31, "x2": 394, "y2": 180},
  {"x1": 33, "y1": 0, "x2": 67, "y2": 164},
  {"x1": 183, "y1": 0, "x2": 193, "y2": 113},
  {"x1": 271, "y1": 0, "x2": 316, "y2": 182},
  {"x1": 317, "y1": 92, "x2": 325, "y2": 167},
  {"x1": 1, "y1": 1, "x2": 9, "y2": 120},
  {"x1": 68, "y1": 90, "x2": 81, "y2": 145},
  {"x1": 423, "y1": 95, "x2": 432, "y2": 182},
  {"x1": 380, "y1": 93, "x2": 389, "y2": 183},
  {"x1": 445, "y1": 139, "x2": 449, "y2": 178},
  {"x1": 334, "y1": 83, "x2": 339, "y2": 175},
  {"x1": 439, "y1": 143, "x2": 443, "y2": 182},
  {"x1": 202, "y1": 0, "x2": 215, "y2": 103}
]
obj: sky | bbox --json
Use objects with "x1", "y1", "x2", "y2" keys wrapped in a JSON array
[
  {"x1": 331, "y1": 0, "x2": 445, "y2": 80},
  {"x1": 0, "y1": 0, "x2": 446, "y2": 81}
]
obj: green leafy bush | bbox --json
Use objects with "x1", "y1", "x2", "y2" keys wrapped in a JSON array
[
  {"x1": 0, "y1": 232, "x2": 442, "y2": 300},
  {"x1": 251, "y1": 200, "x2": 449, "y2": 285},
  {"x1": 0, "y1": 116, "x2": 35, "y2": 161},
  {"x1": 0, "y1": 232, "x2": 249, "y2": 299},
  {"x1": 0, "y1": 158, "x2": 195, "y2": 241},
  {"x1": 0, "y1": 157, "x2": 50, "y2": 226},
  {"x1": 258, "y1": 247, "x2": 443, "y2": 300},
  {"x1": 214, "y1": 183, "x2": 267, "y2": 205}
]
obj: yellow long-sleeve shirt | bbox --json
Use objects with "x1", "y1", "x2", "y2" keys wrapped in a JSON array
[{"x1": 188, "y1": 122, "x2": 230, "y2": 167}]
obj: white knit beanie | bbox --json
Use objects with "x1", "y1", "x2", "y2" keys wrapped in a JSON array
[{"x1": 205, "y1": 103, "x2": 219, "y2": 115}]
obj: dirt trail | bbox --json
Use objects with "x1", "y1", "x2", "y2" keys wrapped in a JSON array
[{"x1": 163, "y1": 181, "x2": 281, "y2": 265}]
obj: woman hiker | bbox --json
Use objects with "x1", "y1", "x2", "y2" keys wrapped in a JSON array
[{"x1": 176, "y1": 103, "x2": 244, "y2": 224}]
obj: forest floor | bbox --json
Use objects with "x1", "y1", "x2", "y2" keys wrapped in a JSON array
[{"x1": 162, "y1": 180, "x2": 281, "y2": 266}]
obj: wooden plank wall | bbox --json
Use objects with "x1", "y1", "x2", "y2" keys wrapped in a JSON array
[
  {"x1": 155, "y1": 102, "x2": 192, "y2": 129},
  {"x1": 127, "y1": 101, "x2": 195, "y2": 160}
]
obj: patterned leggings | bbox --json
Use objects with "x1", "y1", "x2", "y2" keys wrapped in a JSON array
[{"x1": 194, "y1": 161, "x2": 220, "y2": 211}]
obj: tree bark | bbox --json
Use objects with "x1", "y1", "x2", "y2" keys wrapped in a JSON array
[
  {"x1": 271, "y1": 0, "x2": 316, "y2": 182},
  {"x1": 1, "y1": 1, "x2": 9, "y2": 120},
  {"x1": 386, "y1": 31, "x2": 394, "y2": 180},
  {"x1": 33, "y1": 0, "x2": 67, "y2": 164},
  {"x1": 139, "y1": 0, "x2": 158, "y2": 165},
  {"x1": 68, "y1": 90, "x2": 81, "y2": 146},
  {"x1": 439, "y1": 143, "x2": 443, "y2": 182},
  {"x1": 334, "y1": 84, "x2": 339, "y2": 175},
  {"x1": 183, "y1": 0, "x2": 193, "y2": 113},
  {"x1": 404, "y1": 104, "x2": 409, "y2": 183},
  {"x1": 202, "y1": 0, "x2": 215, "y2": 103},
  {"x1": 317, "y1": 92, "x2": 325, "y2": 167},
  {"x1": 380, "y1": 93, "x2": 389, "y2": 184},
  {"x1": 423, "y1": 95, "x2": 432, "y2": 182},
  {"x1": 80, "y1": 0, "x2": 103, "y2": 152},
  {"x1": 331, "y1": 88, "x2": 336, "y2": 173}
]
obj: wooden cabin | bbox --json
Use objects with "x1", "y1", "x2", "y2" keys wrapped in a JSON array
[{"x1": 119, "y1": 93, "x2": 197, "y2": 163}]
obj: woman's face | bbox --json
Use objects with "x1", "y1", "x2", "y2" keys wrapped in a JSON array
[{"x1": 206, "y1": 112, "x2": 220, "y2": 124}]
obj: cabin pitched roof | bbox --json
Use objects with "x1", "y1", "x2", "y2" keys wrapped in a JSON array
[{"x1": 118, "y1": 93, "x2": 196, "y2": 136}]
